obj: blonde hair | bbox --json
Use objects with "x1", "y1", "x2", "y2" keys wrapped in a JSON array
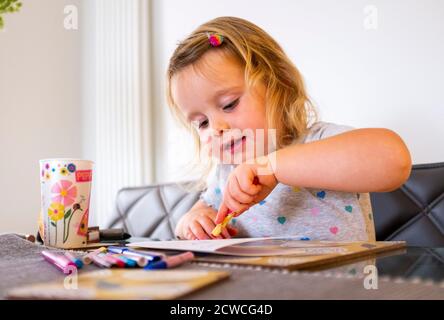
[{"x1": 166, "y1": 16, "x2": 316, "y2": 191}]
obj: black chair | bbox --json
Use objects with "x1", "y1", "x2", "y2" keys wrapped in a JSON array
[
  {"x1": 106, "y1": 163, "x2": 444, "y2": 247},
  {"x1": 370, "y1": 162, "x2": 444, "y2": 246}
]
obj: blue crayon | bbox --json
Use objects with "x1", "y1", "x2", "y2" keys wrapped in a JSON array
[
  {"x1": 145, "y1": 260, "x2": 167, "y2": 270},
  {"x1": 64, "y1": 252, "x2": 83, "y2": 269}
]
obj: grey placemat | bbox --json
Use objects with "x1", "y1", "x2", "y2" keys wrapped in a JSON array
[
  {"x1": 0, "y1": 233, "x2": 102, "y2": 299},
  {"x1": 1, "y1": 233, "x2": 444, "y2": 299}
]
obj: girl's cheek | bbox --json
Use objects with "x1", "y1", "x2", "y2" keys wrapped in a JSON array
[
  {"x1": 199, "y1": 133, "x2": 213, "y2": 156},
  {"x1": 198, "y1": 126, "x2": 212, "y2": 141},
  {"x1": 204, "y1": 134, "x2": 212, "y2": 144}
]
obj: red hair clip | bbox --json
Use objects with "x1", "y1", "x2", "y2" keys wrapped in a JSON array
[{"x1": 207, "y1": 33, "x2": 224, "y2": 47}]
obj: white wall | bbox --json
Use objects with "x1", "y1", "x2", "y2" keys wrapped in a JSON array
[
  {"x1": 0, "y1": 0, "x2": 83, "y2": 234},
  {"x1": 152, "y1": 0, "x2": 444, "y2": 183}
]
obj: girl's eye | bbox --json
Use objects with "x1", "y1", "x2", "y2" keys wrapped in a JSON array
[
  {"x1": 223, "y1": 98, "x2": 239, "y2": 111},
  {"x1": 198, "y1": 119, "x2": 209, "y2": 129}
]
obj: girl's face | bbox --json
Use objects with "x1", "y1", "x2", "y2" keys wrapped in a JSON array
[{"x1": 171, "y1": 50, "x2": 271, "y2": 164}]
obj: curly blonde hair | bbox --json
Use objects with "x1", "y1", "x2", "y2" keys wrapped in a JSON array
[{"x1": 166, "y1": 16, "x2": 316, "y2": 191}]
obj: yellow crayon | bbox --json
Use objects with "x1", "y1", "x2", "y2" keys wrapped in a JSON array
[
  {"x1": 212, "y1": 213, "x2": 235, "y2": 237},
  {"x1": 211, "y1": 224, "x2": 222, "y2": 237}
]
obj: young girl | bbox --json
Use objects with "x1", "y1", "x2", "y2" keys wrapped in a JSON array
[{"x1": 167, "y1": 17, "x2": 411, "y2": 241}]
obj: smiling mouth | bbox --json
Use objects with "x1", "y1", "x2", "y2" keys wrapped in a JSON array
[{"x1": 223, "y1": 136, "x2": 246, "y2": 153}]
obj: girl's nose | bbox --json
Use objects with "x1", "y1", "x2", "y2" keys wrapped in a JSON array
[{"x1": 211, "y1": 120, "x2": 230, "y2": 136}]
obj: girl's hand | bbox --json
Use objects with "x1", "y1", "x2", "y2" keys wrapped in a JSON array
[
  {"x1": 175, "y1": 201, "x2": 238, "y2": 240},
  {"x1": 215, "y1": 156, "x2": 278, "y2": 224}
]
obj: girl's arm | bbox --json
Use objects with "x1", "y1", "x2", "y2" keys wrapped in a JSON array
[
  {"x1": 270, "y1": 128, "x2": 412, "y2": 193},
  {"x1": 215, "y1": 128, "x2": 411, "y2": 223}
]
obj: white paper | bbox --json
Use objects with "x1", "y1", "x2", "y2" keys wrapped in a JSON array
[
  {"x1": 128, "y1": 237, "x2": 270, "y2": 253},
  {"x1": 128, "y1": 236, "x2": 351, "y2": 256}
]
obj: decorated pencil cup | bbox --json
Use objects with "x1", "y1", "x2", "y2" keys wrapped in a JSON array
[{"x1": 39, "y1": 159, "x2": 94, "y2": 248}]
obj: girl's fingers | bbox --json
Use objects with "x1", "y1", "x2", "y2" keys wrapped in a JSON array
[
  {"x1": 224, "y1": 193, "x2": 249, "y2": 215},
  {"x1": 200, "y1": 216, "x2": 223, "y2": 239},
  {"x1": 216, "y1": 203, "x2": 230, "y2": 224},
  {"x1": 221, "y1": 227, "x2": 231, "y2": 239},
  {"x1": 229, "y1": 177, "x2": 255, "y2": 204},
  {"x1": 190, "y1": 221, "x2": 210, "y2": 240},
  {"x1": 238, "y1": 169, "x2": 261, "y2": 196},
  {"x1": 185, "y1": 229, "x2": 198, "y2": 240},
  {"x1": 233, "y1": 211, "x2": 243, "y2": 217}
]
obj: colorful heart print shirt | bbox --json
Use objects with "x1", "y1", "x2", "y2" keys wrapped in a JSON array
[{"x1": 199, "y1": 121, "x2": 376, "y2": 241}]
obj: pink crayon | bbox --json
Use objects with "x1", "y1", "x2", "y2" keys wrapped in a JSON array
[{"x1": 41, "y1": 250, "x2": 76, "y2": 274}]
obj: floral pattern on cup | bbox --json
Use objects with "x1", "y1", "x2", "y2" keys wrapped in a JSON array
[
  {"x1": 51, "y1": 180, "x2": 77, "y2": 206},
  {"x1": 48, "y1": 202, "x2": 64, "y2": 222}
]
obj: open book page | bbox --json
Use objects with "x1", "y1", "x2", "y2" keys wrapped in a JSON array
[
  {"x1": 128, "y1": 236, "x2": 352, "y2": 256},
  {"x1": 129, "y1": 237, "x2": 262, "y2": 253},
  {"x1": 128, "y1": 236, "x2": 405, "y2": 257},
  {"x1": 7, "y1": 269, "x2": 229, "y2": 300}
]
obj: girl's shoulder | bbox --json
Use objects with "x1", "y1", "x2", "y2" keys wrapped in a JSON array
[{"x1": 300, "y1": 121, "x2": 355, "y2": 144}]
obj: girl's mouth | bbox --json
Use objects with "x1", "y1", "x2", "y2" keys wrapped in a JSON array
[{"x1": 223, "y1": 136, "x2": 246, "y2": 155}]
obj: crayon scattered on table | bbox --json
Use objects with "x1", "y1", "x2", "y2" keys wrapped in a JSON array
[
  {"x1": 41, "y1": 250, "x2": 76, "y2": 274},
  {"x1": 64, "y1": 252, "x2": 83, "y2": 269},
  {"x1": 42, "y1": 246, "x2": 194, "y2": 271},
  {"x1": 112, "y1": 254, "x2": 137, "y2": 268},
  {"x1": 145, "y1": 251, "x2": 195, "y2": 270},
  {"x1": 90, "y1": 253, "x2": 112, "y2": 268},
  {"x1": 108, "y1": 246, "x2": 165, "y2": 262}
]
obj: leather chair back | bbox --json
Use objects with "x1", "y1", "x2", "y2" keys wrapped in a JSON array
[
  {"x1": 371, "y1": 162, "x2": 444, "y2": 246},
  {"x1": 105, "y1": 181, "x2": 199, "y2": 240}
]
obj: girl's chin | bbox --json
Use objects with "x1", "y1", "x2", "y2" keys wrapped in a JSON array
[
  {"x1": 216, "y1": 151, "x2": 256, "y2": 165},
  {"x1": 206, "y1": 145, "x2": 257, "y2": 164}
]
